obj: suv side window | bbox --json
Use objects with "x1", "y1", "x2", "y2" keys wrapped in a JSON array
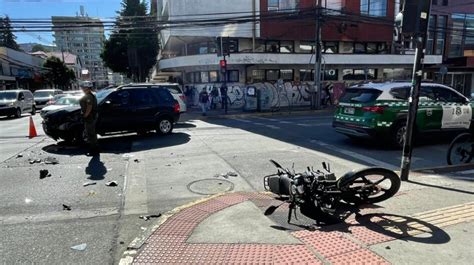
[
  {"x1": 131, "y1": 89, "x2": 155, "y2": 106},
  {"x1": 390, "y1": 87, "x2": 410, "y2": 100},
  {"x1": 108, "y1": 90, "x2": 131, "y2": 106},
  {"x1": 419, "y1": 86, "x2": 436, "y2": 101},
  {"x1": 153, "y1": 87, "x2": 174, "y2": 103},
  {"x1": 162, "y1": 85, "x2": 182, "y2": 95},
  {"x1": 433, "y1": 86, "x2": 466, "y2": 103}
]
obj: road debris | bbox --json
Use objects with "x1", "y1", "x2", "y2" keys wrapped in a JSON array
[
  {"x1": 25, "y1": 198, "x2": 32, "y2": 204},
  {"x1": 29, "y1": 158, "x2": 42, "y2": 164},
  {"x1": 62, "y1": 204, "x2": 72, "y2": 211},
  {"x1": 44, "y1": 156, "x2": 59, "y2": 165},
  {"x1": 16, "y1": 153, "x2": 23, "y2": 158},
  {"x1": 83, "y1": 182, "x2": 97, "y2": 187},
  {"x1": 105, "y1": 181, "x2": 118, "y2": 187},
  {"x1": 133, "y1": 159, "x2": 140, "y2": 163},
  {"x1": 39, "y1": 169, "x2": 51, "y2": 179},
  {"x1": 71, "y1": 243, "x2": 87, "y2": 251},
  {"x1": 122, "y1": 154, "x2": 135, "y2": 160},
  {"x1": 214, "y1": 171, "x2": 239, "y2": 179},
  {"x1": 139, "y1": 214, "x2": 161, "y2": 221}
]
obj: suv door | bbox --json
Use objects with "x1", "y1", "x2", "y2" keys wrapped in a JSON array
[
  {"x1": 98, "y1": 90, "x2": 134, "y2": 133},
  {"x1": 416, "y1": 86, "x2": 440, "y2": 131},
  {"x1": 129, "y1": 88, "x2": 158, "y2": 130},
  {"x1": 432, "y1": 86, "x2": 472, "y2": 129}
]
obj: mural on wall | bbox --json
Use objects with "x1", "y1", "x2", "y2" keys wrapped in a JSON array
[{"x1": 184, "y1": 81, "x2": 349, "y2": 110}]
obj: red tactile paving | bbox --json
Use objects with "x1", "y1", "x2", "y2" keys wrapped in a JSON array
[
  {"x1": 214, "y1": 193, "x2": 249, "y2": 205},
  {"x1": 349, "y1": 225, "x2": 397, "y2": 246},
  {"x1": 225, "y1": 244, "x2": 275, "y2": 264},
  {"x1": 193, "y1": 199, "x2": 231, "y2": 213},
  {"x1": 273, "y1": 245, "x2": 322, "y2": 265},
  {"x1": 168, "y1": 206, "x2": 211, "y2": 223},
  {"x1": 155, "y1": 219, "x2": 197, "y2": 236},
  {"x1": 182, "y1": 243, "x2": 231, "y2": 263},
  {"x1": 242, "y1": 192, "x2": 274, "y2": 200},
  {"x1": 300, "y1": 231, "x2": 362, "y2": 258},
  {"x1": 327, "y1": 248, "x2": 389, "y2": 265}
]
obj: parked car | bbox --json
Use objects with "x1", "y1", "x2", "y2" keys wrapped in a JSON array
[
  {"x1": 156, "y1": 83, "x2": 187, "y2": 113},
  {"x1": 46, "y1": 94, "x2": 67, "y2": 106},
  {"x1": 41, "y1": 95, "x2": 82, "y2": 118},
  {"x1": 0, "y1": 90, "x2": 36, "y2": 118},
  {"x1": 333, "y1": 82, "x2": 474, "y2": 148},
  {"x1": 34, "y1": 89, "x2": 63, "y2": 109},
  {"x1": 42, "y1": 84, "x2": 181, "y2": 143}
]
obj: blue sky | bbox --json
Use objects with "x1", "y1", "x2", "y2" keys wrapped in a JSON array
[{"x1": 1, "y1": 0, "x2": 124, "y2": 44}]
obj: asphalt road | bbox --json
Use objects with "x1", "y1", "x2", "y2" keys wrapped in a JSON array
[{"x1": 0, "y1": 111, "x2": 468, "y2": 264}]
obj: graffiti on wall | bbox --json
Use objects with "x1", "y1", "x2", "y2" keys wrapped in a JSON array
[{"x1": 185, "y1": 81, "x2": 349, "y2": 110}]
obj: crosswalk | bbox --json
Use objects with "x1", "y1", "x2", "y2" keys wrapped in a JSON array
[{"x1": 231, "y1": 116, "x2": 333, "y2": 130}]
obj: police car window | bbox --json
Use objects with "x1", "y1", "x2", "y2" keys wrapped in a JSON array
[
  {"x1": 131, "y1": 89, "x2": 155, "y2": 105},
  {"x1": 433, "y1": 87, "x2": 465, "y2": 103},
  {"x1": 340, "y1": 89, "x2": 381, "y2": 103},
  {"x1": 419, "y1": 86, "x2": 436, "y2": 101},
  {"x1": 390, "y1": 87, "x2": 409, "y2": 100}
]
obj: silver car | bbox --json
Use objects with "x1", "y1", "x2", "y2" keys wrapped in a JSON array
[
  {"x1": 34, "y1": 89, "x2": 63, "y2": 109},
  {"x1": 0, "y1": 90, "x2": 36, "y2": 118}
]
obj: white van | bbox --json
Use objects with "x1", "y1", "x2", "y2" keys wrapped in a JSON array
[{"x1": 0, "y1": 90, "x2": 36, "y2": 118}]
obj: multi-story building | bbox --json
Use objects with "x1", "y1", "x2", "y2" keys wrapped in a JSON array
[
  {"x1": 151, "y1": 0, "x2": 444, "y2": 108},
  {"x1": 424, "y1": 0, "x2": 474, "y2": 96},
  {"x1": 52, "y1": 7, "x2": 107, "y2": 88}
]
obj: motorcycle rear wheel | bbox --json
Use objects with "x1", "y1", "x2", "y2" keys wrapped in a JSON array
[{"x1": 338, "y1": 168, "x2": 401, "y2": 204}]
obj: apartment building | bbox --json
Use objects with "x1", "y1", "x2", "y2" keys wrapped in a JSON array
[
  {"x1": 152, "y1": 0, "x2": 444, "y2": 107},
  {"x1": 52, "y1": 8, "x2": 107, "y2": 88}
]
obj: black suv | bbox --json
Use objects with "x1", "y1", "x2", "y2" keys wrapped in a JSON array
[{"x1": 42, "y1": 84, "x2": 181, "y2": 143}]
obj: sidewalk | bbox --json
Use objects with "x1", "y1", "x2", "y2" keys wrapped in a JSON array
[
  {"x1": 121, "y1": 171, "x2": 474, "y2": 264},
  {"x1": 182, "y1": 105, "x2": 335, "y2": 120}
]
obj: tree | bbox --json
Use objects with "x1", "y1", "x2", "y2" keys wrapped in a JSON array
[
  {"x1": 0, "y1": 16, "x2": 21, "y2": 50},
  {"x1": 31, "y1": 44, "x2": 50, "y2": 52},
  {"x1": 101, "y1": 0, "x2": 158, "y2": 82},
  {"x1": 43, "y1": 56, "x2": 76, "y2": 89}
]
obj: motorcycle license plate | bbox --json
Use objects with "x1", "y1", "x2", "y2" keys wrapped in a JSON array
[{"x1": 344, "y1": 107, "x2": 355, "y2": 115}]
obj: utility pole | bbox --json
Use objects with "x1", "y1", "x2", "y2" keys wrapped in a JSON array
[
  {"x1": 313, "y1": 0, "x2": 322, "y2": 110},
  {"x1": 398, "y1": 0, "x2": 432, "y2": 181}
]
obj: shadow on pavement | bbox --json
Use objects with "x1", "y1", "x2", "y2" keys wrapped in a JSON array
[
  {"x1": 41, "y1": 132, "x2": 191, "y2": 155},
  {"x1": 408, "y1": 180, "x2": 474, "y2": 194},
  {"x1": 85, "y1": 155, "x2": 107, "y2": 180}
]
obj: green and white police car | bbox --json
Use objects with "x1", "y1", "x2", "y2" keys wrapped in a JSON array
[{"x1": 332, "y1": 82, "x2": 473, "y2": 148}]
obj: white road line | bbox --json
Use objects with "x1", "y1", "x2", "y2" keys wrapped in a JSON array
[
  {"x1": 265, "y1": 125, "x2": 280, "y2": 130},
  {"x1": 253, "y1": 122, "x2": 265, "y2": 126},
  {"x1": 310, "y1": 140, "x2": 398, "y2": 170},
  {"x1": 296, "y1": 123, "x2": 312, "y2": 127},
  {"x1": 279, "y1": 121, "x2": 293, "y2": 124},
  {"x1": 232, "y1": 118, "x2": 251, "y2": 123}
]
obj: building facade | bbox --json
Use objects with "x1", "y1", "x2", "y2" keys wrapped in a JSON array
[
  {"x1": 0, "y1": 47, "x2": 46, "y2": 90},
  {"x1": 152, "y1": 0, "x2": 445, "y2": 108},
  {"x1": 52, "y1": 9, "x2": 107, "y2": 88}
]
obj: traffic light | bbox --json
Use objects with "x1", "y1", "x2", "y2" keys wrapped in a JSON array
[
  {"x1": 396, "y1": 0, "x2": 431, "y2": 36},
  {"x1": 219, "y1": 59, "x2": 227, "y2": 73}
]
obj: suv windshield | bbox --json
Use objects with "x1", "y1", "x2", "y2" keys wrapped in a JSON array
[
  {"x1": 34, "y1": 91, "x2": 54, "y2": 98},
  {"x1": 0, "y1": 91, "x2": 18, "y2": 100},
  {"x1": 340, "y1": 88, "x2": 382, "y2": 103}
]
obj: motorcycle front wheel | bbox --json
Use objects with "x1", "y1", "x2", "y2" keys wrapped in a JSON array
[{"x1": 338, "y1": 168, "x2": 401, "y2": 204}]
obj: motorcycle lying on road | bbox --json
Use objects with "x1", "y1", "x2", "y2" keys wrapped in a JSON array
[{"x1": 264, "y1": 160, "x2": 401, "y2": 223}]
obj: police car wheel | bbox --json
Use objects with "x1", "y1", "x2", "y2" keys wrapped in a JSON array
[
  {"x1": 157, "y1": 118, "x2": 173, "y2": 135},
  {"x1": 392, "y1": 122, "x2": 407, "y2": 149}
]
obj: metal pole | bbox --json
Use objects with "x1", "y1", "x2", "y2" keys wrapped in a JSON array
[
  {"x1": 400, "y1": 1, "x2": 431, "y2": 181},
  {"x1": 313, "y1": 0, "x2": 322, "y2": 110},
  {"x1": 252, "y1": 0, "x2": 256, "y2": 52}
]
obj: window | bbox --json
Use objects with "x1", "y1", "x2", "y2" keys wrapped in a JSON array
[
  {"x1": 266, "y1": 70, "x2": 280, "y2": 81},
  {"x1": 426, "y1": 15, "x2": 436, "y2": 55},
  {"x1": 433, "y1": 86, "x2": 465, "y2": 103},
  {"x1": 185, "y1": 72, "x2": 194, "y2": 83},
  {"x1": 209, "y1": 71, "x2": 219, "y2": 82},
  {"x1": 254, "y1": 40, "x2": 266, "y2": 52},
  {"x1": 383, "y1": 68, "x2": 412, "y2": 80},
  {"x1": 449, "y1": 14, "x2": 465, "y2": 57},
  {"x1": 201, "y1": 72, "x2": 210, "y2": 83},
  {"x1": 299, "y1": 42, "x2": 314, "y2": 53},
  {"x1": 268, "y1": 0, "x2": 299, "y2": 12},
  {"x1": 377, "y1": 43, "x2": 388, "y2": 54},
  {"x1": 154, "y1": 88, "x2": 174, "y2": 103},
  {"x1": 324, "y1": 0, "x2": 342, "y2": 10},
  {"x1": 354, "y1": 43, "x2": 366, "y2": 54},
  {"x1": 280, "y1": 41, "x2": 294, "y2": 53},
  {"x1": 252, "y1": 70, "x2": 265, "y2": 82},
  {"x1": 265, "y1": 41, "x2": 279, "y2": 53},
  {"x1": 109, "y1": 90, "x2": 130, "y2": 106},
  {"x1": 323, "y1": 42, "x2": 338, "y2": 53},
  {"x1": 280, "y1": 69, "x2": 294, "y2": 81},
  {"x1": 361, "y1": 0, "x2": 387, "y2": 17},
  {"x1": 340, "y1": 89, "x2": 382, "y2": 103},
  {"x1": 299, "y1": 69, "x2": 314, "y2": 81},
  {"x1": 343, "y1": 69, "x2": 377, "y2": 80},
  {"x1": 323, "y1": 69, "x2": 338, "y2": 81},
  {"x1": 339, "y1": 42, "x2": 354, "y2": 53},
  {"x1": 436, "y1": 16, "x2": 447, "y2": 55},
  {"x1": 227, "y1": 70, "x2": 239, "y2": 82},
  {"x1": 390, "y1": 87, "x2": 410, "y2": 100},
  {"x1": 367, "y1": 43, "x2": 377, "y2": 54},
  {"x1": 419, "y1": 86, "x2": 436, "y2": 101},
  {"x1": 131, "y1": 89, "x2": 155, "y2": 105},
  {"x1": 193, "y1": 72, "x2": 201, "y2": 83}
]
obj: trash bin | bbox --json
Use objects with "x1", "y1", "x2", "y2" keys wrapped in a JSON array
[
  {"x1": 257, "y1": 87, "x2": 271, "y2": 112},
  {"x1": 243, "y1": 86, "x2": 257, "y2": 112}
]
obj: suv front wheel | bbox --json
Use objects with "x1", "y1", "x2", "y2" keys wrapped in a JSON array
[{"x1": 156, "y1": 117, "x2": 173, "y2": 135}]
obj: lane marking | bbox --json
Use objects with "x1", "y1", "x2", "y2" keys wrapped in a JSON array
[
  {"x1": 265, "y1": 125, "x2": 280, "y2": 130},
  {"x1": 310, "y1": 140, "x2": 397, "y2": 170}
]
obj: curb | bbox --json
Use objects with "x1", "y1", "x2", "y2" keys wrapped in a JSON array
[{"x1": 413, "y1": 163, "x2": 474, "y2": 174}]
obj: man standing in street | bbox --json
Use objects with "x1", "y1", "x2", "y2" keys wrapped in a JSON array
[{"x1": 79, "y1": 81, "x2": 99, "y2": 156}]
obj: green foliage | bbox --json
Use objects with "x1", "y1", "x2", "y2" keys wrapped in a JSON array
[
  {"x1": 43, "y1": 56, "x2": 76, "y2": 89},
  {"x1": 101, "y1": 0, "x2": 158, "y2": 82},
  {"x1": 31, "y1": 44, "x2": 50, "y2": 52},
  {"x1": 0, "y1": 16, "x2": 21, "y2": 50}
]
